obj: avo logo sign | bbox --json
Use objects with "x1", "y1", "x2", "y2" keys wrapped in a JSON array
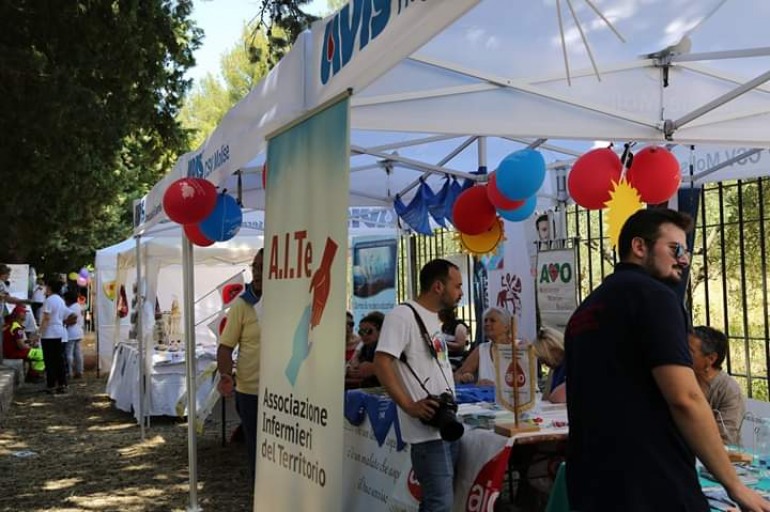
[
  {"x1": 539, "y1": 262, "x2": 572, "y2": 284},
  {"x1": 406, "y1": 468, "x2": 422, "y2": 501},
  {"x1": 320, "y1": 0, "x2": 392, "y2": 84},
  {"x1": 505, "y1": 361, "x2": 526, "y2": 388}
]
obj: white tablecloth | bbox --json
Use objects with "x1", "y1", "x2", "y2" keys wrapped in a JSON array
[{"x1": 105, "y1": 341, "x2": 217, "y2": 422}]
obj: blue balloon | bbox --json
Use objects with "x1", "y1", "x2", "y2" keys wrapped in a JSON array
[
  {"x1": 496, "y1": 149, "x2": 546, "y2": 200},
  {"x1": 199, "y1": 194, "x2": 243, "y2": 242},
  {"x1": 498, "y1": 195, "x2": 537, "y2": 222}
]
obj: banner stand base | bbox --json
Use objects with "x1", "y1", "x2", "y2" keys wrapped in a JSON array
[{"x1": 494, "y1": 422, "x2": 540, "y2": 437}]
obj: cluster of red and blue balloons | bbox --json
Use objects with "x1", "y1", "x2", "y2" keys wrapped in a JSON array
[
  {"x1": 162, "y1": 178, "x2": 243, "y2": 247},
  {"x1": 452, "y1": 149, "x2": 547, "y2": 237},
  {"x1": 67, "y1": 268, "x2": 91, "y2": 288},
  {"x1": 567, "y1": 145, "x2": 680, "y2": 209}
]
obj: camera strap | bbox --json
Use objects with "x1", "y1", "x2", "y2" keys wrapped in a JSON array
[{"x1": 401, "y1": 302, "x2": 454, "y2": 394}]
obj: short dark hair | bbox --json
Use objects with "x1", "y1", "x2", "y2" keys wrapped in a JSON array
[
  {"x1": 64, "y1": 290, "x2": 78, "y2": 304},
  {"x1": 0, "y1": 263, "x2": 10, "y2": 275},
  {"x1": 617, "y1": 208, "x2": 693, "y2": 260},
  {"x1": 692, "y1": 325, "x2": 728, "y2": 370},
  {"x1": 46, "y1": 277, "x2": 64, "y2": 295},
  {"x1": 536, "y1": 214, "x2": 549, "y2": 225},
  {"x1": 419, "y1": 259, "x2": 458, "y2": 295},
  {"x1": 360, "y1": 311, "x2": 385, "y2": 331}
]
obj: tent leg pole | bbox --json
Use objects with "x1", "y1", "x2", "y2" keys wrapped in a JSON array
[
  {"x1": 135, "y1": 235, "x2": 145, "y2": 441},
  {"x1": 183, "y1": 235, "x2": 201, "y2": 512}
]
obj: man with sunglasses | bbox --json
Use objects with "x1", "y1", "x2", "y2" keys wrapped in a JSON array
[{"x1": 565, "y1": 209, "x2": 770, "y2": 512}]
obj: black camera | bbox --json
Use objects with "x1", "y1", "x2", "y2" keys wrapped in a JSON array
[{"x1": 421, "y1": 392, "x2": 464, "y2": 441}]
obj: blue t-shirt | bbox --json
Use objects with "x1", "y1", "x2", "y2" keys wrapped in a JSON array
[{"x1": 565, "y1": 263, "x2": 708, "y2": 512}]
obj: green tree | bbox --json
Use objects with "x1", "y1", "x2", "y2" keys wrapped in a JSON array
[
  {"x1": 180, "y1": 25, "x2": 273, "y2": 149},
  {"x1": 0, "y1": 0, "x2": 201, "y2": 272}
]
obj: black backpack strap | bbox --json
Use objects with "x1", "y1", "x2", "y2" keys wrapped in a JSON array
[{"x1": 402, "y1": 302, "x2": 437, "y2": 360}]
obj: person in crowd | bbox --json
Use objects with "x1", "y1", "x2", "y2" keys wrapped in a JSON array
[
  {"x1": 533, "y1": 325, "x2": 566, "y2": 403},
  {"x1": 453, "y1": 306, "x2": 512, "y2": 386},
  {"x1": 0, "y1": 263, "x2": 29, "y2": 359},
  {"x1": 25, "y1": 338, "x2": 45, "y2": 383},
  {"x1": 689, "y1": 325, "x2": 746, "y2": 446},
  {"x1": 346, "y1": 311, "x2": 385, "y2": 388},
  {"x1": 217, "y1": 249, "x2": 263, "y2": 478},
  {"x1": 30, "y1": 277, "x2": 46, "y2": 323},
  {"x1": 23, "y1": 305, "x2": 38, "y2": 343},
  {"x1": 3, "y1": 304, "x2": 31, "y2": 361},
  {"x1": 38, "y1": 277, "x2": 69, "y2": 394},
  {"x1": 344, "y1": 311, "x2": 360, "y2": 362},
  {"x1": 565, "y1": 208, "x2": 770, "y2": 511},
  {"x1": 375, "y1": 259, "x2": 464, "y2": 512},
  {"x1": 64, "y1": 291, "x2": 85, "y2": 379},
  {"x1": 438, "y1": 307, "x2": 469, "y2": 358}
]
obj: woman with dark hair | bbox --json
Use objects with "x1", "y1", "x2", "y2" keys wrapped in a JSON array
[
  {"x1": 439, "y1": 307, "x2": 469, "y2": 358},
  {"x1": 346, "y1": 311, "x2": 385, "y2": 388},
  {"x1": 38, "y1": 277, "x2": 69, "y2": 394},
  {"x1": 689, "y1": 325, "x2": 746, "y2": 445}
]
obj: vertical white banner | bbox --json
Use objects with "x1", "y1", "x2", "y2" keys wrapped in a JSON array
[
  {"x1": 536, "y1": 248, "x2": 578, "y2": 330},
  {"x1": 487, "y1": 221, "x2": 537, "y2": 342},
  {"x1": 255, "y1": 97, "x2": 350, "y2": 510}
]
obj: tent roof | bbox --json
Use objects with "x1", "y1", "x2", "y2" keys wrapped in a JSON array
[{"x1": 135, "y1": 0, "x2": 770, "y2": 235}]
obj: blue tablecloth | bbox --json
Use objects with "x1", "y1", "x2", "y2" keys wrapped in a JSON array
[{"x1": 344, "y1": 385, "x2": 496, "y2": 450}]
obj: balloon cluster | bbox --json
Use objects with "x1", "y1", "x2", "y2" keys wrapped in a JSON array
[
  {"x1": 567, "y1": 146, "x2": 680, "y2": 210},
  {"x1": 451, "y1": 149, "x2": 546, "y2": 255},
  {"x1": 162, "y1": 178, "x2": 243, "y2": 247},
  {"x1": 68, "y1": 267, "x2": 91, "y2": 287}
]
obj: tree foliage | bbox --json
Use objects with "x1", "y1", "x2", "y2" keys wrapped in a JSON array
[
  {"x1": 0, "y1": 0, "x2": 201, "y2": 272},
  {"x1": 180, "y1": 25, "x2": 273, "y2": 150},
  {"x1": 247, "y1": 0, "x2": 320, "y2": 65}
]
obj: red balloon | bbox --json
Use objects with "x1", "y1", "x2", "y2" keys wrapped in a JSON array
[
  {"x1": 184, "y1": 224, "x2": 215, "y2": 247},
  {"x1": 487, "y1": 172, "x2": 525, "y2": 211},
  {"x1": 568, "y1": 148, "x2": 622, "y2": 210},
  {"x1": 626, "y1": 146, "x2": 681, "y2": 204},
  {"x1": 452, "y1": 185, "x2": 497, "y2": 235},
  {"x1": 163, "y1": 178, "x2": 217, "y2": 225}
]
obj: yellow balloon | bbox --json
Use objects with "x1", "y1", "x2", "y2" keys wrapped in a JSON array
[
  {"x1": 68, "y1": 272, "x2": 79, "y2": 281},
  {"x1": 459, "y1": 217, "x2": 504, "y2": 255}
]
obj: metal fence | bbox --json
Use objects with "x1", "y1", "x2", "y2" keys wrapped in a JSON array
[{"x1": 566, "y1": 177, "x2": 770, "y2": 399}]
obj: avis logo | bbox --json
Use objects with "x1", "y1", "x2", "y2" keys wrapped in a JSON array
[
  {"x1": 465, "y1": 446, "x2": 510, "y2": 511},
  {"x1": 406, "y1": 468, "x2": 422, "y2": 502},
  {"x1": 320, "y1": 0, "x2": 392, "y2": 84},
  {"x1": 187, "y1": 152, "x2": 204, "y2": 178},
  {"x1": 539, "y1": 262, "x2": 572, "y2": 284}
]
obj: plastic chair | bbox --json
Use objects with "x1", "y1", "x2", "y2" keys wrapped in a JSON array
[{"x1": 545, "y1": 462, "x2": 569, "y2": 512}]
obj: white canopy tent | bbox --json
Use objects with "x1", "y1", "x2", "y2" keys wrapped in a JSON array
[{"x1": 131, "y1": 1, "x2": 770, "y2": 509}]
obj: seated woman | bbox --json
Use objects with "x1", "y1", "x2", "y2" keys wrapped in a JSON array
[
  {"x1": 533, "y1": 326, "x2": 566, "y2": 403},
  {"x1": 344, "y1": 311, "x2": 360, "y2": 362},
  {"x1": 689, "y1": 325, "x2": 746, "y2": 446},
  {"x1": 3, "y1": 304, "x2": 32, "y2": 361},
  {"x1": 453, "y1": 307, "x2": 512, "y2": 386},
  {"x1": 346, "y1": 311, "x2": 385, "y2": 389}
]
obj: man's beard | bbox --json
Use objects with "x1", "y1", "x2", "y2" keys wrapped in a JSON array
[
  {"x1": 439, "y1": 291, "x2": 458, "y2": 310},
  {"x1": 642, "y1": 254, "x2": 682, "y2": 285}
]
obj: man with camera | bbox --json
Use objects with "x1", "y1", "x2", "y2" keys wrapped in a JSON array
[{"x1": 375, "y1": 259, "x2": 464, "y2": 512}]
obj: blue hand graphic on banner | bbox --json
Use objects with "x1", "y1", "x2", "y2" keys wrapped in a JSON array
[{"x1": 285, "y1": 305, "x2": 312, "y2": 385}]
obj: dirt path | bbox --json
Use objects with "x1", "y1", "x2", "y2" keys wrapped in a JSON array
[{"x1": 0, "y1": 373, "x2": 252, "y2": 512}]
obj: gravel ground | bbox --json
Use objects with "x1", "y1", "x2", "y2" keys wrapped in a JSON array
[{"x1": 0, "y1": 372, "x2": 252, "y2": 512}]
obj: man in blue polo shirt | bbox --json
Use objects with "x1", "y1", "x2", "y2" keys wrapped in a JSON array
[{"x1": 565, "y1": 209, "x2": 770, "y2": 512}]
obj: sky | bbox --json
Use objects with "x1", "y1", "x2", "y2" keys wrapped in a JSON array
[{"x1": 188, "y1": 0, "x2": 329, "y2": 84}]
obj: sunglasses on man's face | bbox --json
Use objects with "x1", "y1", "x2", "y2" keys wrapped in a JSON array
[
  {"x1": 358, "y1": 327, "x2": 374, "y2": 336},
  {"x1": 669, "y1": 242, "x2": 690, "y2": 260}
]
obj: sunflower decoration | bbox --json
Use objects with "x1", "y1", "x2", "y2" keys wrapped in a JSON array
[
  {"x1": 604, "y1": 177, "x2": 644, "y2": 249},
  {"x1": 456, "y1": 217, "x2": 505, "y2": 256}
]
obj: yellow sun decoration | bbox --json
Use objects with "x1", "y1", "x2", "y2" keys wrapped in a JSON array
[{"x1": 604, "y1": 177, "x2": 644, "y2": 249}]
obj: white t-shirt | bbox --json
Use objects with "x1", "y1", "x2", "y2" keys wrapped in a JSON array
[
  {"x1": 41, "y1": 294, "x2": 68, "y2": 339},
  {"x1": 23, "y1": 307, "x2": 38, "y2": 333},
  {"x1": 31, "y1": 285, "x2": 46, "y2": 304},
  {"x1": 478, "y1": 342, "x2": 495, "y2": 383},
  {"x1": 376, "y1": 300, "x2": 455, "y2": 444},
  {"x1": 66, "y1": 303, "x2": 84, "y2": 340}
]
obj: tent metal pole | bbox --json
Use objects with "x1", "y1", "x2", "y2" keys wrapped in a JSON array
[
  {"x1": 477, "y1": 136, "x2": 487, "y2": 169},
  {"x1": 671, "y1": 69, "x2": 770, "y2": 132},
  {"x1": 135, "y1": 235, "x2": 145, "y2": 440},
  {"x1": 182, "y1": 235, "x2": 201, "y2": 512}
]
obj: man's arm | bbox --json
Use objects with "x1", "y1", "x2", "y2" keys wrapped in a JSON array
[
  {"x1": 216, "y1": 344, "x2": 235, "y2": 397},
  {"x1": 374, "y1": 352, "x2": 437, "y2": 422},
  {"x1": 653, "y1": 365, "x2": 770, "y2": 511}
]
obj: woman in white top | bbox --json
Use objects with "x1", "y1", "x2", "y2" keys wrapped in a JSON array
[
  {"x1": 453, "y1": 307, "x2": 513, "y2": 386},
  {"x1": 64, "y1": 291, "x2": 84, "y2": 379},
  {"x1": 38, "y1": 278, "x2": 69, "y2": 393}
]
